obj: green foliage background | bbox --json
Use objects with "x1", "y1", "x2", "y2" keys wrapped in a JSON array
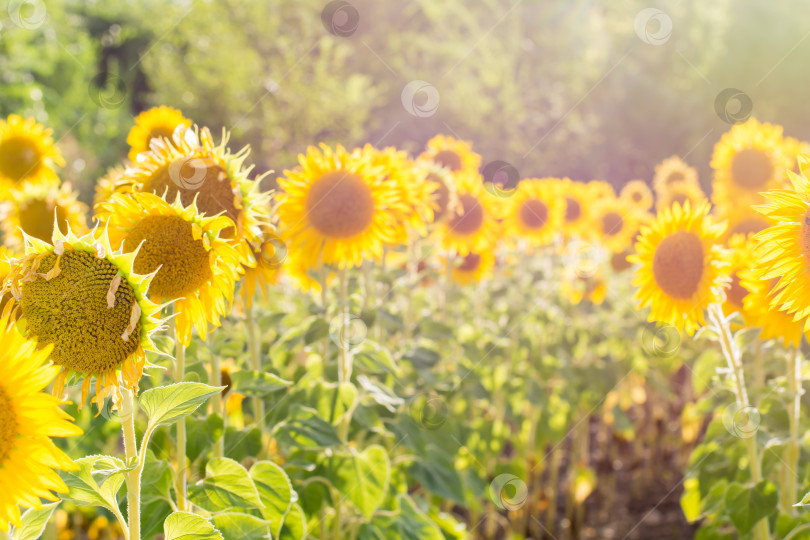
[{"x1": 3, "y1": 0, "x2": 810, "y2": 199}]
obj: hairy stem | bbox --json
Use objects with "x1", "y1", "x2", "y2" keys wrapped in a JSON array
[
  {"x1": 120, "y1": 388, "x2": 140, "y2": 540},
  {"x1": 246, "y1": 303, "x2": 265, "y2": 434},
  {"x1": 174, "y1": 321, "x2": 187, "y2": 512}
]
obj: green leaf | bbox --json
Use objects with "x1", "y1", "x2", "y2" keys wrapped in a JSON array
[
  {"x1": 725, "y1": 480, "x2": 778, "y2": 534},
  {"x1": 278, "y1": 502, "x2": 307, "y2": 540},
  {"x1": 141, "y1": 450, "x2": 175, "y2": 539},
  {"x1": 13, "y1": 502, "x2": 59, "y2": 540},
  {"x1": 231, "y1": 370, "x2": 292, "y2": 397},
  {"x1": 394, "y1": 494, "x2": 445, "y2": 540},
  {"x1": 327, "y1": 444, "x2": 390, "y2": 519},
  {"x1": 308, "y1": 381, "x2": 357, "y2": 424},
  {"x1": 211, "y1": 513, "x2": 271, "y2": 540},
  {"x1": 91, "y1": 455, "x2": 134, "y2": 487},
  {"x1": 304, "y1": 317, "x2": 330, "y2": 344},
  {"x1": 189, "y1": 457, "x2": 264, "y2": 512},
  {"x1": 250, "y1": 461, "x2": 293, "y2": 537},
  {"x1": 163, "y1": 511, "x2": 223, "y2": 540},
  {"x1": 141, "y1": 382, "x2": 223, "y2": 430},
  {"x1": 61, "y1": 455, "x2": 125, "y2": 513},
  {"x1": 186, "y1": 414, "x2": 225, "y2": 463},
  {"x1": 272, "y1": 405, "x2": 341, "y2": 449}
]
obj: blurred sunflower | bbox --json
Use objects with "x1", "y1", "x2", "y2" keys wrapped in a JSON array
[
  {"x1": 1, "y1": 183, "x2": 87, "y2": 250},
  {"x1": 98, "y1": 192, "x2": 241, "y2": 346},
  {"x1": 592, "y1": 198, "x2": 642, "y2": 252},
  {"x1": 620, "y1": 180, "x2": 654, "y2": 212},
  {"x1": 445, "y1": 250, "x2": 495, "y2": 285},
  {"x1": 629, "y1": 201, "x2": 729, "y2": 335},
  {"x1": 0, "y1": 315, "x2": 82, "y2": 530},
  {"x1": 420, "y1": 162, "x2": 457, "y2": 224},
  {"x1": 438, "y1": 170, "x2": 499, "y2": 256},
  {"x1": 419, "y1": 134, "x2": 481, "y2": 174},
  {"x1": 655, "y1": 181, "x2": 706, "y2": 213},
  {"x1": 501, "y1": 178, "x2": 563, "y2": 247},
  {"x1": 722, "y1": 234, "x2": 756, "y2": 318},
  {"x1": 717, "y1": 205, "x2": 771, "y2": 242},
  {"x1": 587, "y1": 180, "x2": 615, "y2": 201},
  {"x1": 99, "y1": 125, "x2": 268, "y2": 266},
  {"x1": 241, "y1": 223, "x2": 284, "y2": 308},
  {"x1": 752, "y1": 159, "x2": 810, "y2": 329},
  {"x1": 782, "y1": 136, "x2": 810, "y2": 173},
  {"x1": 740, "y1": 268, "x2": 805, "y2": 348},
  {"x1": 277, "y1": 143, "x2": 404, "y2": 270},
  {"x1": 652, "y1": 156, "x2": 699, "y2": 195},
  {"x1": 126, "y1": 106, "x2": 192, "y2": 162},
  {"x1": 93, "y1": 165, "x2": 130, "y2": 208},
  {"x1": 561, "y1": 271, "x2": 607, "y2": 305},
  {"x1": 559, "y1": 178, "x2": 591, "y2": 237},
  {"x1": 2, "y1": 226, "x2": 163, "y2": 407},
  {"x1": 711, "y1": 118, "x2": 792, "y2": 211},
  {"x1": 0, "y1": 115, "x2": 64, "y2": 188},
  {"x1": 610, "y1": 249, "x2": 633, "y2": 273}
]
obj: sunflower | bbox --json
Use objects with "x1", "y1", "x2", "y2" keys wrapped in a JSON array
[
  {"x1": 501, "y1": 178, "x2": 563, "y2": 247},
  {"x1": 620, "y1": 180, "x2": 654, "y2": 212},
  {"x1": 0, "y1": 115, "x2": 64, "y2": 189},
  {"x1": 710, "y1": 118, "x2": 792, "y2": 212},
  {"x1": 2, "y1": 226, "x2": 163, "y2": 407},
  {"x1": 445, "y1": 250, "x2": 495, "y2": 285},
  {"x1": 587, "y1": 180, "x2": 616, "y2": 201},
  {"x1": 782, "y1": 136, "x2": 810, "y2": 173},
  {"x1": 559, "y1": 178, "x2": 592, "y2": 238},
  {"x1": 437, "y1": 170, "x2": 499, "y2": 256},
  {"x1": 591, "y1": 198, "x2": 643, "y2": 253},
  {"x1": 752, "y1": 160, "x2": 810, "y2": 330},
  {"x1": 655, "y1": 181, "x2": 706, "y2": 213},
  {"x1": 98, "y1": 124, "x2": 269, "y2": 267},
  {"x1": 716, "y1": 205, "x2": 771, "y2": 242},
  {"x1": 652, "y1": 156, "x2": 699, "y2": 196},
  {"x1": 629, "y1": 201, "x2": 730, "y2": 335},
  {"x1": 1, "y1": 183, "x2": 87, "y2": 250},
  {"x1": 419, "y1": 161, "x2": 458, "y2": 225},
  {"x1": 721, "y1": 234, "x2": 756, "y2": 318},
  {"x1": 419, "y1": 134, "x2": 481, "y2": 175},
  {"x1": 739, "y1": 267, "x2": 805, "y2": 348},
  {"x1": 240, "y1": 223, "x2": 284, "y2": 308},
  {"x1": 561, "y1": 270, "x2": 607, "y2": 305},
  {"x1": 98, "y1": 192, "x2": 241, "y2": 346},
  {"x1": 126, "y1": 106, "x2": 192, "y2": 162},
  {"x1": 93, "y1": 165, "x2": 131, "y2": 208},
  {"x1": 0, "y1": 315, "x2": 82, "y2": 530}
]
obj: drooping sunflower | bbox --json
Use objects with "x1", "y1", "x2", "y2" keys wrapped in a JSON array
[
  {"x1": 620, "y1": 180, "x2": 654, "y2": 212},
  {"x1": 0, "y1": 315, "x2": 82, "y2": 530},
  {"x1": 558, "y1": 178, "x2": 592, "y2": 238},
  {"x1": 98, "y1": 192, "x2": 241, "y2": 346},
  {"x1": 629, "y1": 201, "x2": 730, "y2": 335},
  {"x1": 98, "y1": 124, "x2": 269, "y2": 267},
  {"x1": 710, "y1": 118, "x2": 792, "y2": 212},
  {"x1": 437, "y1": 170, "x2": 500, "y2": 256},
  {"x1": 419, "y1": 134, "x2": 482, "y2": 175},
  {"x1": 739, "y1": 267, "x2": 805, "y2": 348},
  {"x1": 591, "y1": 198, "x2": 643, "y2": 253},
  {"x1": 655, "y1": 181, "x2": 706, "y2": 213},
  {"x1": 240, "y1": 223, "x2": 284, "y2": 308},
  {"x1": 752, "y1": 160, "x2": 810, "y2": 330},
  {"x1": 652, "y1": 156, "x2": 699, "y2": 196},
  {"x1": 445, "y1": 250, "x2": 495, "y2": 285},
  {"x1": 1, "y1": 182, "x2": 88, "y2": 250},
  {"x1": 2, "y1": 226, "x2": 164, "y2": 407},
  {"x1": 0, "y1": 115, "x2": 64, "y2": 189},
  {"x1": 721, "y1": 234, "x2": 756, "y2": 318},
  {"x1": 126, "y1": 106, "x2": 192, "y2": 162},
  {"x1": 501, "y1": 178, "x2": 564, "y2": 248},
  {"x1": 277, "y1": 143, "x2": 405, "y2": 270}
]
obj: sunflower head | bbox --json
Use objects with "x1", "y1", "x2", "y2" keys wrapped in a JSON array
[
  {"x1": 126, "y1": 106, "x2": 192, "y2": 162},
  {"x1": 446, "y1": 250, "x2": 495, "y2": 285},
  {"x1": 740, "y1": 264, "x2": 805, "y2": 348},
  {"x1": 419, "y1": 160, "x2": 457, "y2": 225},
  {"x1": 2, "y1": 225, "x2": 164, "y2": 408},
  {"x1": 655, "y1": 181, "x2": 706, "y2": 213},
  {"x1": 716, "y1": 205, "x2": 771, "y2": 243},
  {"x1": 419, "y1": 134, "x2": 482, "y2": 174},
  {"x1": 620, "y1": 180, "x2": 654, "y2": 212},
  {"x1": 561, "y1": 270, "x2": 607, "y2": 305},
  {"x1": 502, "y1": 178, "x2": 564, "y2": 248},
  {"x1": 629, "y1": 200, "x2": 730, "y2": 335},
  {"x1": 438, "y1": 170, "x2": 500, "y2": 256},
  {"x1": 591, "y1": 197, "x2": 643, "y2": 253},
  {"x1": 1, "y1": 182, "x2": 88, "y2": 250},
  {"x1": 722, "y1": 234, "x2": 756, "y2": 318},
  {"x1": 558, "y1": 178, "x2": 592, "y2": 237},
  {"x1": 0, "y1": 115, "x2": 64, "y2": 188},
  {"x1": 653, "y1": 156, "x2": 699, "y2": 196},
  {"x1": 241, "y1": 223, "x2": 284, "y2": 308}
]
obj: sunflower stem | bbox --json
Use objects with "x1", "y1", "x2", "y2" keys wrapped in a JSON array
[
  {"x1": 174, "y1": 321, "x2": 188, "y2": 512},
  {"x1": 246, "y1": 302, "x2": 265, "y2": 435},
  {"x1": 210, "y1": 333, "x2": 224, "y2": 459},
  {"x1": 120, "y1": 387, "x2": 140, "y2": 540},
  {"x1": 784, "y1": 347, "x2": 802, "y2": 511},
  {"x1": 709, "y1": 303, "x2": 769, "y2": 540},
  {"x1": 337, "y1": 267, "x2": 352, "y2": 385}
]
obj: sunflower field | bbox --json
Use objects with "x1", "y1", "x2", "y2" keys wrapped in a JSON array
[{"x1": 4, "y1": 1, "x2": 810, "y2": 540}]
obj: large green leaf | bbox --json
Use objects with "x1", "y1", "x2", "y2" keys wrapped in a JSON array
[
  {"x1": 211, "y1": 513, "x2": 272, "y2": 540},
  {"x1": 163, "y1": 512, "x2": 223, "y2": 540},
  {"x1": 272, "y1": 405, "x2": 341, "y2": 449},
  {"x1": 13, "y1": 502, "x2": 59, "y2": 540},
  {"x1": 327, "y1": 444, "x2": 390, "y2": 519},
  {"x1": 140, "y1": 382, "x2": 223, "y2": 430},
  {"x1": 250, "y1": 461, "x2": 293, "y2": 537},
  {"x1": 189, "y1": 457, "x2": 263, "y2": 512},
  {"x1": 141, "y1": 450, "x2": 175, "y2": 539},
  {"x1": 231, "y1": 370, "x2": 292, "y2": 397},
  {"x1": 277, "y1": 502, "x2": 307, "y2": 540},
  {"x1": 725, "y1": 480, "x2": 778, "y2": 534},
  {"x1": 61, "y1": 455, "x2": 125, "y2": 513},
  {"x1": 394, "y1": 494, "x2": 445, "y2": 540}
]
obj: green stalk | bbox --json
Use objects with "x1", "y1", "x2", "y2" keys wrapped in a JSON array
[
  {"x1": 337, "y1": 268, "x2": 352, "y2": 384},
  {"x1": 174, "y1": 320, "x2": 188, "y2": 512},
  {"x1": 709, "y1": 304, "x2": 769, "y2": 540},
  {"x1": 120, "y1": 388, "x2": 140, "y2": 540},
  {"x1": 210, "y1": 338, "x2": 223, "y2": 458},
  {"x1": 784, "y1": 348, "x2": 802, "y2": 511},
  {"x1": 246, "y1": 302, "x2": 265, "y2": 433}
]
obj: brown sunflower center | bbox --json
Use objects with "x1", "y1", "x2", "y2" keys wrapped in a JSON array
[
  {"x1": 432, "y1": 150, "x2": 462, "y2": 171},
  {"x1": 17, "y1": 197, "x2": 69, "y2": 243},
  {"x1": 142, "y1": 156, "x2": 242, "y2": 238},
  {"x1": 0, "y1": 137, "x2": 41, "y2": 181},
  {"x1": 666, "y1": 171, "x2": 684, "y2": 185},
  {"x1": 519, "y1": 199, "x2": 549, "y2": 229},
  {"x1": 427, "y1": 173, "x2": 450, "y2": 222},
  {"x1": 670, "y1": 192, "x2": 689, "y2": 206},
  {"x1": 20, "y1": 250, "x2": 141, "y2": 375},
  {"x1": 0, "y1": 388, "x2": 17, "y2": 463},
  {"x1": 727, "y1": 272, "x2": 748, "y2": 308},
  {"x1": 728, "y1": 216, "x2": 769, "y2": 238},
  {"x1": 631, "y1": 190, "x2": 643, "y2": 202},
  {"x1": 565, "y1": 197, "x2": 581, "y2": 222},
  {"x1": 610, "y1": 251, "x2": 632, "y2": 272},
  {"x1": 124, "y1": 214, "x2": 212, "y2": 298},
  {"x1": 601, "y1": 212, "x2": 624, "y2": 236},
  {"x1": 448, "y1": 194, "x2": 484, "y2": 235},
  {"x1": 458, "y1": 253, "x2": 481, "y2": 272},
  {"x1": 305, "y1": 171, "x2": 375, "y2": 238},
  {"x1": 652, "y1": 231, "x2": 704, "y2": 299},
  {"x1": 731, "y1": 148, "x2": 773, "y2": 189}
]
